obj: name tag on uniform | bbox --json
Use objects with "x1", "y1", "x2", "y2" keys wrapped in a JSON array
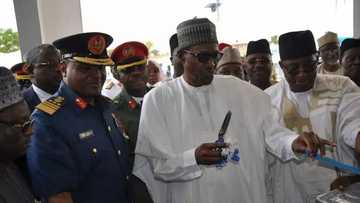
[{"x1": 79, "y1": 130, "x2": 94, "y2": 140}]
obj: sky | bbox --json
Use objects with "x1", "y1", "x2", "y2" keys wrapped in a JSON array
[
  {"x1": 0, "y1": 0, "x2": 354, "y2": 68},
  {"x1": 81, "y1": 0, "x2": 353, "y2": 53}
]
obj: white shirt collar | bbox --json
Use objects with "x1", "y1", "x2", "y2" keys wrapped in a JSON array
[{"x1": 32, "y1": 84, "x2": 56, "y2": 102}]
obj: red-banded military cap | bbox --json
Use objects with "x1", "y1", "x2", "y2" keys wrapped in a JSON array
[
  {"x1": 10, "y1": 62, "x2": 31, "y2": 80},
  {"x1": 111, "y1": 41, "x2": 149, "y2": 72}
]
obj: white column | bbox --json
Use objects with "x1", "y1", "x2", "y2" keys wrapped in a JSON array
[
  {"x1": 13, "y1": 0, "x2": 83, "y2": 56},
  {"x1": 13, "y1": 0, "x2": 42, "y2": 56},
  {"x1": 37, "y1": 0, "x2": 83, "y2": 43},
  {"x1": 354, "y1": 0, "x2": 360, "y2": 37}
]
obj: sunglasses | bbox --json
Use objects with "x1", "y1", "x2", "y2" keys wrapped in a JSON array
[
  {"x1": 282, "y1": 60, "x2": 318, "y2": 76},
  {"x1": 184, "y1": 50, "x2": 223, "y2": 63}
]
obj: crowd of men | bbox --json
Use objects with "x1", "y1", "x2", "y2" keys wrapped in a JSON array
[{"x1": 1, "y1": 17, "x2": 360, "y2": 203}]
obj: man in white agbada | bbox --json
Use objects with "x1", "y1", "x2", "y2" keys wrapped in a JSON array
[
  {"x1": 337, "y1": 38, "x2": 360, "y2": 169},
  {"x1": 133, "y1": 18, "x2": 331, "y2": 203},
  {"x1": 265, "y1": 30, "x2": 360, "y2": 203},
  {"x1": 317, "y1": 32, "x2": 343, "y2": 75},
  {"x1": 323, "y1": 37, "x2": 360, "y2": 191}
]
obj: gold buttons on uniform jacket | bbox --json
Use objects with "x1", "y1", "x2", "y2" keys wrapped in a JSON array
[{"x1": 107, "y1": 126, "x2": 111, "y2": 132}]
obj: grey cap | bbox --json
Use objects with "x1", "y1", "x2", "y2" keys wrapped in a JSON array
[
  {"x1": 176, "y1": 18, "x2": 218, "y2": 51},
  {"x1": 0, "y1": 67, "x2": 23, "y2": 111}
]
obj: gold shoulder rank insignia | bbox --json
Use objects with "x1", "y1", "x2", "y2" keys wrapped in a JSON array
[{"x1": 36, "y1": 96, "x2": 65, "y2": 115}]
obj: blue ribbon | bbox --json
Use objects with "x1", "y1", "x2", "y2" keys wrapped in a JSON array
[{"x1": 305, "y1": 151, "x2": 360, "y2": 175}]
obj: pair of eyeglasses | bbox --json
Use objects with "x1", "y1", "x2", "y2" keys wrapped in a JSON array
[
  {"x1": 31, "y1": 60, "x2": 63, "y2": 69},
  {"x1": 0, "y1": 120, "x2": 32, "y2": 134},
  {"x1": 184, "y1": 50, "x2": 223, "y2": 63},
  {"x1": 282, "y1": 60, "x2": 318, "y2": 76}
]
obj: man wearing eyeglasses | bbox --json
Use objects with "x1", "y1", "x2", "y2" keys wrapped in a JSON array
[
  {"x1": 27, "y1": 33, "x2": 130, "y2": 203},
  {"x1": 22, "y1": 44, "x2": 63, "y2": 112},
  {"x1": 132, "y1": 18, "x2": 332, "y2": 203},
  {"x1": 317, "y1": 31, "x2": 343, "y2": 75},
  {"x1": 111, "y1": 41, "x2": 153, "y2": 203},
  {"x1": 244, "y1": 39, "x2": 274, "y2": 90},
  {"x1": 265, "y1": 30, "x2": 360, "y2": 203},
  {"x1": 0, "y1": 67, "x2": 36, "y2": 203}
]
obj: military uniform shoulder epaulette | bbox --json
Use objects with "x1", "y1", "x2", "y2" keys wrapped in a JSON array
[{"x1": 36, "y1": 96, "x2": 65, "y2": 115}]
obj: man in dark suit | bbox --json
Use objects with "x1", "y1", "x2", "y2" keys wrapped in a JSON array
[{"x1": 22, "y1": 44, "x2": 63, "y2": 112}]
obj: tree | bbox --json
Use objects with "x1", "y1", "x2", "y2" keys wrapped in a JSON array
[
  {"x1": 145, "y1": 41, "x2": 161, "y2": 58},
  {"x1": 0, "y1": 29, "x2": 20, "y2": 53},
  {"x1": 270, "y1": 35, "x2": 278, "y2": 44}
]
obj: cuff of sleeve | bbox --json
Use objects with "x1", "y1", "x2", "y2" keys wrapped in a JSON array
[
  {"x1": 283, "y1": 134, "x2": 300, "y2": 160},
  {"x1": 183, "y1": 148, "x2": 198, "y2": 167},
  {"x1": 344, "y1": 130, "x2": 360, "y2": 149}
]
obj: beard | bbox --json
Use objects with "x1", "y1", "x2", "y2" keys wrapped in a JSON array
[{"x1": 193, "y1": 67, "x2": 214, "y2": 86}]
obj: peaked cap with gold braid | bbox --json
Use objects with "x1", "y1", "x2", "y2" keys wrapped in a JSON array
[{"x1": 53, "y1": 32, "x2": 114, "y2": 66}]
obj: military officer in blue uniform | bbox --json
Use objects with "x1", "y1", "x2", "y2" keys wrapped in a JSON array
[{"x1": 27, "y1": 32, "x2": 130, "y2": 203}]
